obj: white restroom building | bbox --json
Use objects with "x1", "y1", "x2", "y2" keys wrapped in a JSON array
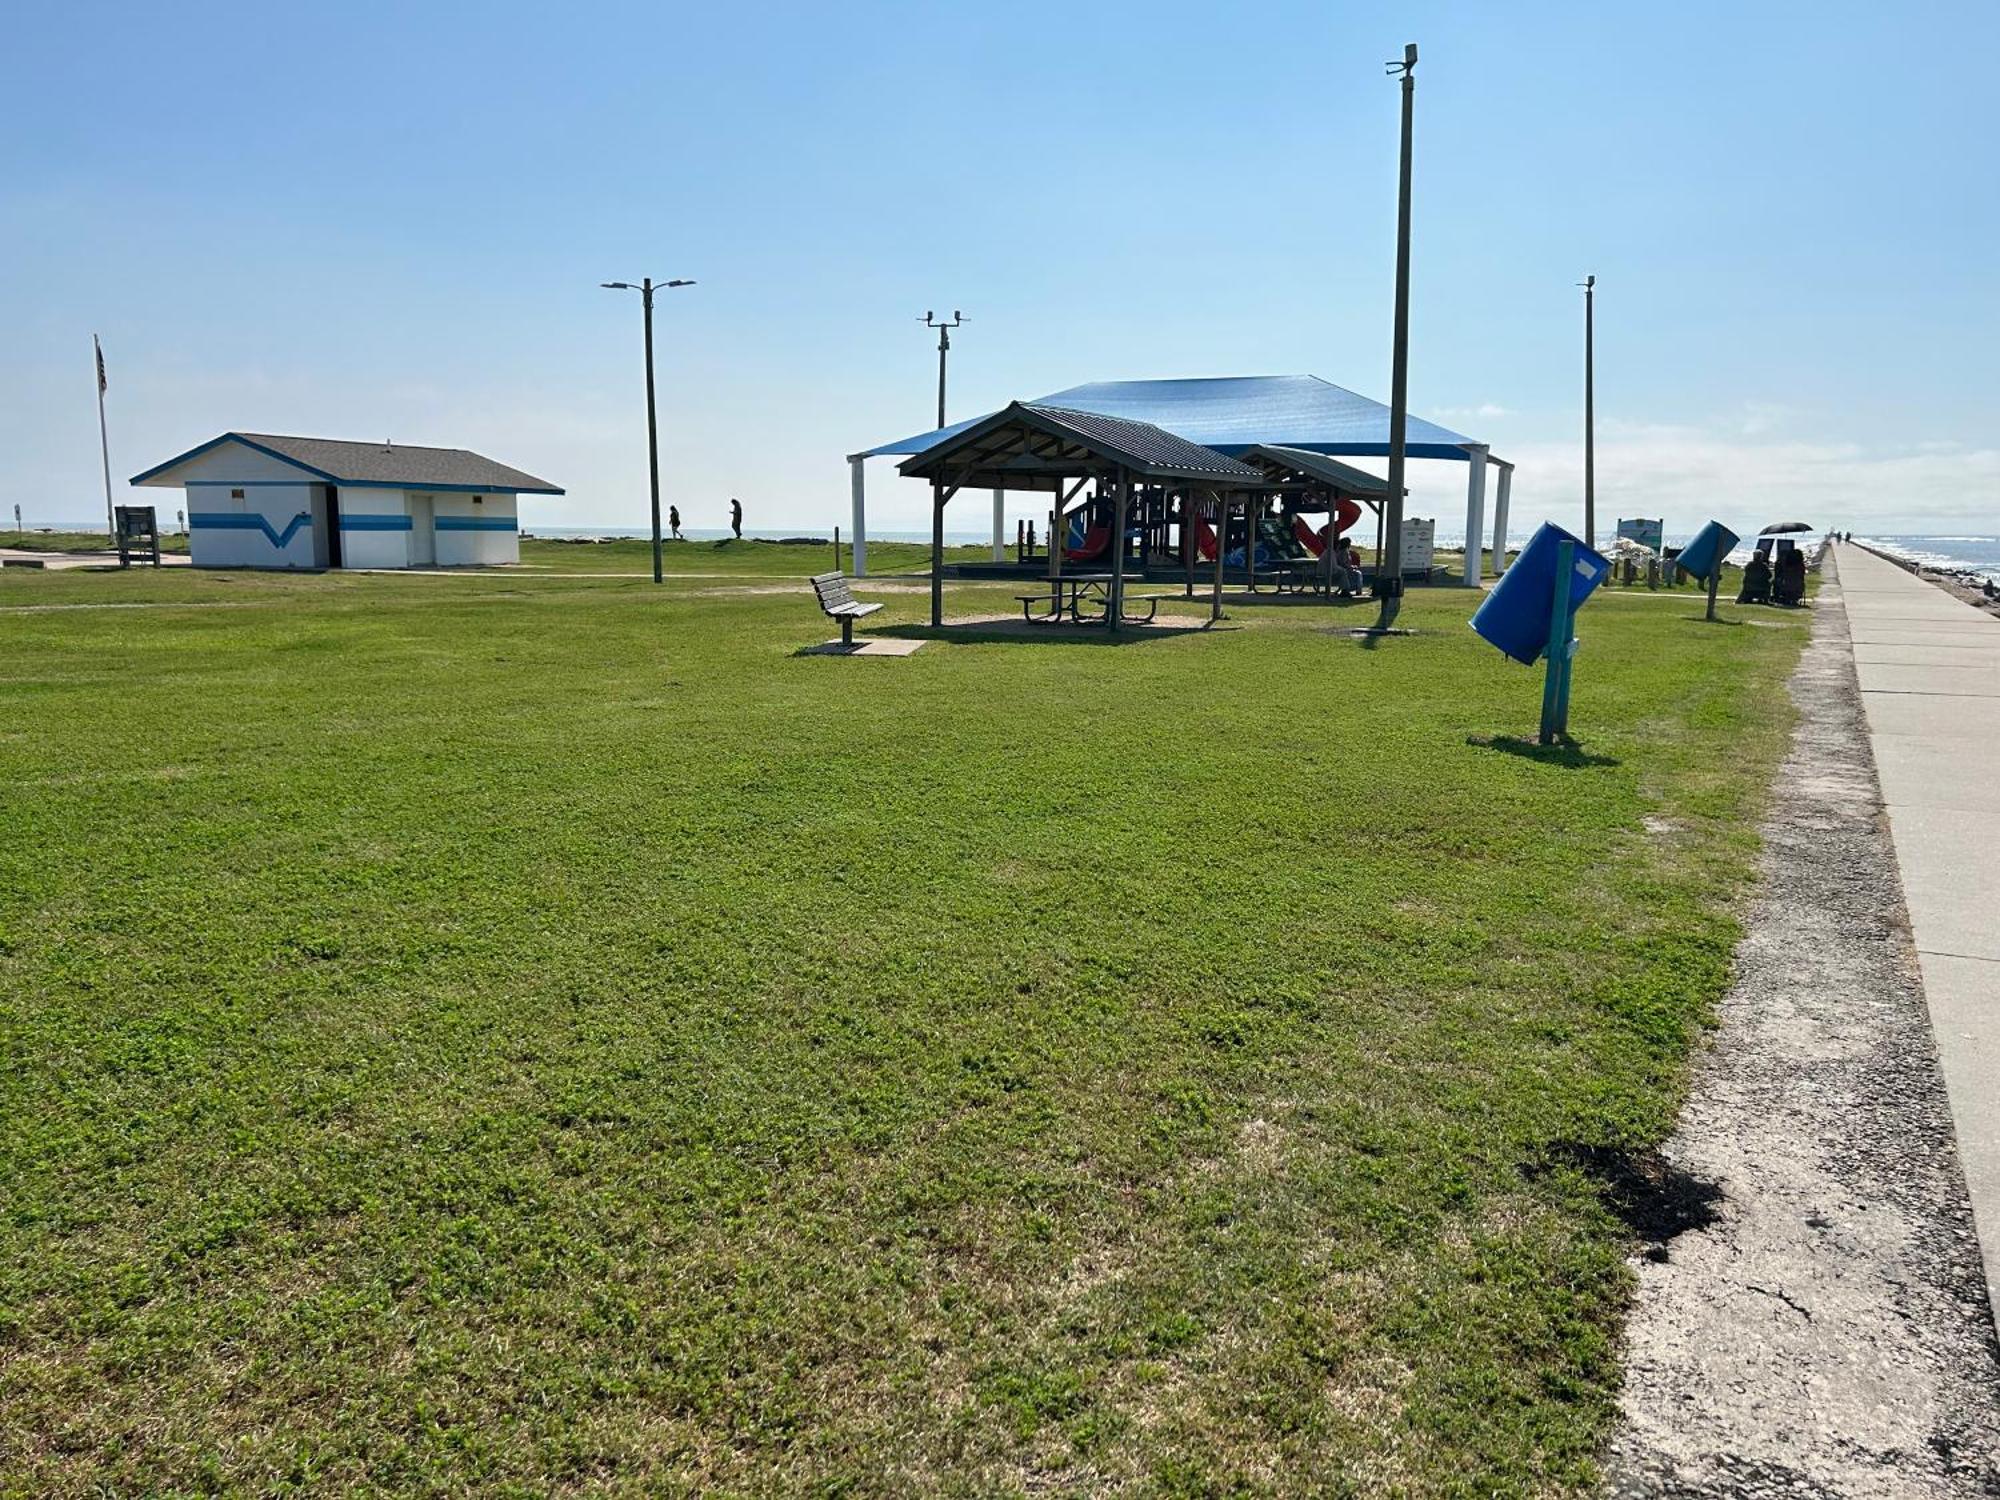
[{"x1": 130, "y1": 432, "x2": 563, "y2": 569}]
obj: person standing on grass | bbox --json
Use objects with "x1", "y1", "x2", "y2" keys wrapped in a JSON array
[
  {"x1": 668, "y1": 504, "x2": 681, "y2": 540},
  {"x1": 730, "y1": 497, "x2": 743, "y2": 540}
]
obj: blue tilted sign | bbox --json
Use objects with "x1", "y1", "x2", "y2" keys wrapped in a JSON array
[
  {"x1": 1471, "y1": 523, "x2": 1611, "y2": 744},
  {"x1": 1469, "y1": 522, "x2": 1610, "y2": 666},
  {"x1": 1675, "y1": 520, "x2": 1738, "y2": 584}
]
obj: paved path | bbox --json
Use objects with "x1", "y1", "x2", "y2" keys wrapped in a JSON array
[
  {"x1": 1608, "y1": 555, "x2": 2000, "y2": 1495},
  {"x1": 1840, "y1": 541, "x2": 2000, "y2": 1307},
  {"x1": 0, "y1": 546, "x2": 189, "y2": 570}
]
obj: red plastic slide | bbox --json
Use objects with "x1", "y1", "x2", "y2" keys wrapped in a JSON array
[
  {"x1": 1293, "y1": 499, "x2": 1364, "y2": 557},
  {"x1": 1066, "y1": 525, "x2": 1111, "y2": 564},
  {"x1": 1193, "y1": 517, "x2": 1219, "y2": 562}
]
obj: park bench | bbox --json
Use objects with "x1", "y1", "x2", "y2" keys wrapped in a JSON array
[{"x1": 809, "y1": 571, "x2": 882, "y2": 646}]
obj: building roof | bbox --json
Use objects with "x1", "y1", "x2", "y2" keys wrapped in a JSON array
[
  {"x1": 897, "y1": 403, "x2": 1269, "y2": 491},
  {"x1": 130, "y1": 432, "x2": 565, "y2": 494},
  {"x1": 1238, "y1": 445, "x2": 1393, "y2": 497},
  {"x1": 858, "y1": 374, "x2": 1481, "y2": 463}
]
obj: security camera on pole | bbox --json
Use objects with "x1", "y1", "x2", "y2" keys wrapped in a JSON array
[{"x1": 920, "y1": 310, "x2": 965, "y2": 431}]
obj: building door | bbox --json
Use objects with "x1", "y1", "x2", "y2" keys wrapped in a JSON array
[
  {"x1": 325, "y1": 485, "x2": 343, "y2": 568},
  {"x1": 408, "y1": 493, "x2": 435, "y2": 566}
]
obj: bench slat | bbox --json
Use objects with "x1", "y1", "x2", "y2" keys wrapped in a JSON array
[{"x1": 809, "y1": 573, "x2": 880, "y2": 620}]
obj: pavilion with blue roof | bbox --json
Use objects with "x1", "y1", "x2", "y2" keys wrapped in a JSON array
[{"x1": 845, "y1": 374, "x2": 1513, "y2": 584}]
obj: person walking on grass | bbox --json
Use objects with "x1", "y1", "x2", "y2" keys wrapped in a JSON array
[
  {"x1": 730, "y1": 497, "x2": 743, "y2": 540},
  {"x1": 668, "y1": 504, "x2": 681, "y2": 540}
]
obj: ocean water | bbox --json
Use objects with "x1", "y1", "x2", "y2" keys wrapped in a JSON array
[{"x1": 1859, "y1": 535, "x2": 2000, "y2": 585}]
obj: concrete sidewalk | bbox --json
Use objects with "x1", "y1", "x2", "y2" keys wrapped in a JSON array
[{"x1": 1839, "y1": 541, "x2": 2000, "y2": 1305}]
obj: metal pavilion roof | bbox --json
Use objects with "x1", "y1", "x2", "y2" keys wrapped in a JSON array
[
  {"x1": 1238, "y1": 444, "x2": 1393, "y2": 497},
  {"x1": 859, "y1": 374, "x2": 1481, "y2": 463},
  {"x1": 897, "y1": 403, "x2": 1268, "y2": 491},
  {"x1": 131, "y1": 432, "x2": 565, "y2": 494}
]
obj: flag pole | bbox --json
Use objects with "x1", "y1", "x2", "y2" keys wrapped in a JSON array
[{"x1": 93, "y1": 335, "x2": 115, "y2": 537}]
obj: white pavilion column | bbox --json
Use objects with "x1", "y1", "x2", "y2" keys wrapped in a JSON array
[
  {"x1": 848, "y1": 455, "x2": 868, "y2": 577},
  {"x1": 991, "y1": 488, "x2": 1005, "y2": 562},
  {"x1": 1490, "y1": 461, "x2": 1513, "y2": 576},
  {"x1": 1461, "y1": 444, "x2": 1489, "y2": 587}
]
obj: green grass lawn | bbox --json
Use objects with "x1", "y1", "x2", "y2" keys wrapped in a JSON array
[
  {"x1": 5, "y1": 529, "x2": 189, "y2": 555},
  {"x1": 0, "y1": 565, "x2": 1807, "y2": 1495},
  {"x1": 515, "y1": 536, "x2": 991, "y2": 576}
]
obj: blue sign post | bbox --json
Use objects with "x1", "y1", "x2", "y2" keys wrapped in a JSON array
[
  {"x1": 1676, "y1": 520, "x2": 1739, "y2": 621},
  {"x1": 1540, "y1": 540, "x2": 1579, "y2": 743},
  {"x1": 1469, "y1": 521, "x2": 1610, "y2": 745}
]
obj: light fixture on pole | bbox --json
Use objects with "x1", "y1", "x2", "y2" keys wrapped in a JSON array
[
  {"x1": 602, "y1": 276, "x2": 696, "y2": 583},
  {"x1": 1375, "y1": 42, "x2": 1417, "y2": 631},
  {"x1": 1578, "y1": 275, "x2": 1596, "y2": 550},
  {"x1": 920, "y1": 310, "x2": 965, "y2": 429}
]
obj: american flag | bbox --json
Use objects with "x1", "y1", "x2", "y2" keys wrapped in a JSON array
[{"x1": 95, "y1": 335, "x2": 107, "y2": 395}]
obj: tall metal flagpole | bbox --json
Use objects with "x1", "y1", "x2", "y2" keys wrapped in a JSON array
[
  {"x1": 1580, "y1": 275, "x2": 1596, "y2": 549},
  {"x1": 1375, "y1": 43, "x2": 1417, "y2": 631},
  {"x1": 641, "y1": 279, "x2": 663, "y2": 584},
  {"x1": 93, "y1": 335, "x2": 114, "y2": 536},
  {"x1": 599, "y1": 276, "x2": 695, "y2": 584}
]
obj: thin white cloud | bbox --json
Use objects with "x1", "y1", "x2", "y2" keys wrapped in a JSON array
[{"x1": 1495, "y1": 425, "x2": 2000, "y2": 534}]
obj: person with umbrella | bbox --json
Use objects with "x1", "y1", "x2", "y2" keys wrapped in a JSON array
[{"x1": 1759, "y1": 521, "x2": 1813, "y2": 607}]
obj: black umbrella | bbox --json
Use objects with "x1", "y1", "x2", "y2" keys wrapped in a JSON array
[{"x1": 1759, "y1": 521, "x2": 1813, "y2": 535}]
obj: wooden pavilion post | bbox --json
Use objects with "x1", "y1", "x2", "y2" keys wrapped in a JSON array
[
  {"x1": 1182, "y1": 488, "x2": 1195, "y2": 597},
  {"x1": 930, "y1": 477, "x2": 944, "y2": 627},
  {"x1": 1109, "y1": 466, "x2": 1130, "y2": 634},
  {"x1": 1211, "y1": 490, "x2": 1227, "y2": 622},
  {"x1": 1050, "y1": 482, "x2": 1066, "y2": 590}
]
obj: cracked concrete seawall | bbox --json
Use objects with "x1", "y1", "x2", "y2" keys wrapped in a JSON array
[{"x1": 1605, "y1": 557, "x2": 2000, "y2": 1497}]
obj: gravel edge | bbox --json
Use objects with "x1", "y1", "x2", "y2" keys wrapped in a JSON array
[{"x1": 1602, "y1": 556, "x2": 2000, "y2": 1498}]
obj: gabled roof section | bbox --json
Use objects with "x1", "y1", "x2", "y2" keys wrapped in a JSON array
[
  {"x1": 1238, "y1": 445, "x2": 1393, "y2": 497},
  {"x1": 130, "y1": 433, "x2": 564, "y2": 493},
  {"x1": 859, "y1": 374, "x2": 1481, "y2": 462},
  {"x1": 898, "y1": 403, "x2": 1268, "y2": 491}
]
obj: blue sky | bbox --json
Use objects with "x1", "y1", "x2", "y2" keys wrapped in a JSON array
[{"x1": 4, "y1": 0, "x2": 1996, "y2": 538}]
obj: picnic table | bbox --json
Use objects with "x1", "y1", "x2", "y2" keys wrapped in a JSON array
[
  {"x1": 1015, "y1": 573, "x2": 1115, "y2": 623},
  {"x1": 1272, "y1": 558, "x2": 1333, "y2": 596}
]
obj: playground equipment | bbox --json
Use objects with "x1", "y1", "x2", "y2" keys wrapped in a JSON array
[
  {"x1": 1469, "y1": 521, "x2": 1610, "y2": 744},
  {"x1": 1066, "y1": 520, "x2": 1112, "y2": 564}
]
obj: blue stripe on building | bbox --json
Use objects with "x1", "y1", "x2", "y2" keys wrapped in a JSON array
[
  {"x1": 188, "y1": 511, "x2": 313, "y2": 549},
  {"x1": 435, "y1": 516, "x2": 518, "y2": 532},
  {"x1": 337, "y1": 514, "x2": 414, "y2": 531}
]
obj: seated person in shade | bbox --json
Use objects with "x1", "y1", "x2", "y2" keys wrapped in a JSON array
[
  {"x1": 1738, "y1": 551, "x2": 1773, "y2": 604},
  {"x1": 1337, "y1": 539, "x2": 1365, "y2": 595},
  {"x1": 1773, "y1": 544, "x2": 1807, "y2": 606}
]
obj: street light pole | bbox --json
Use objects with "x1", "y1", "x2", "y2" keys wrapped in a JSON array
[
  {"x1": 1580, "y1": 274, "x2": 1596, "y2": 550},
  {"x1": 1376, "y1": 43, "x2": 1417, "y2": 631},
  {"x1": 602, "y1": 275, "x2": 696, "y2": 583},
  {"x1": 921, "y1": 310, "x2": 964, "y2": 429}
]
